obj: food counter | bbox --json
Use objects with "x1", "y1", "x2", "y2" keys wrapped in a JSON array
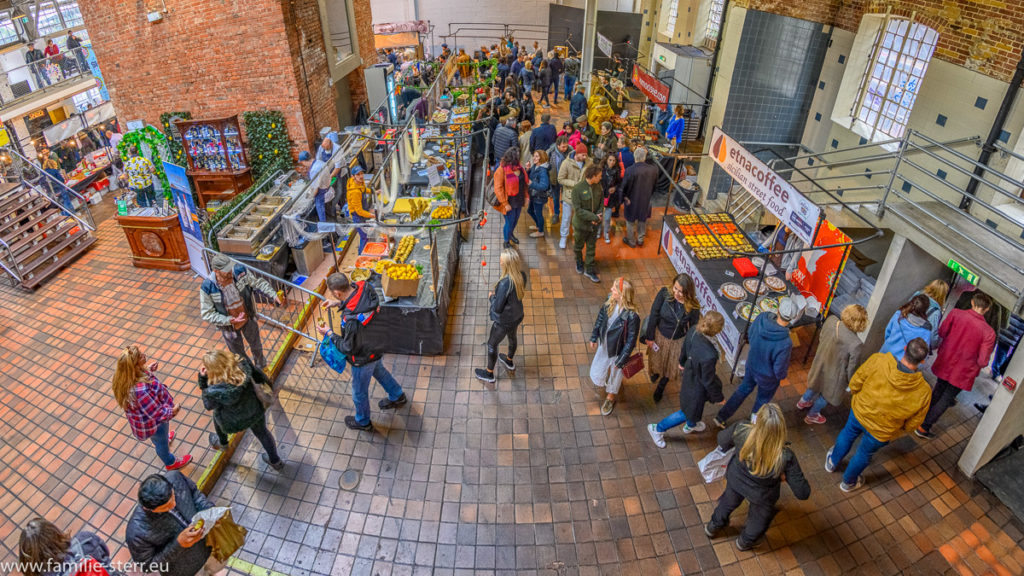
[
  {"x1": 65, "y1": 149, "x2": 113, "y2": 194},
  {"x1": 660, "y1": 214, "x2": 813, "y2": 367}
]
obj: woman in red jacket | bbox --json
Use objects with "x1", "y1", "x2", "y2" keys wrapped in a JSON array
[{"x1": 493, "y1": 147, "x2": 529, "y2": 249}]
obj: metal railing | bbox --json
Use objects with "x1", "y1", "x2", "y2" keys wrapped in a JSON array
[
  {"x1": 0, "y1": 180, "x2": 95, "y2": 287},
  {"x1": 762, "y1": 130, "x2": 1024, "y2": 308},
  {"x1": 0, "y1": 46, "x2": 93, "y2": 106},
  {"x1": 3, "y1": 146, "x2": 96, "y2": 230}
]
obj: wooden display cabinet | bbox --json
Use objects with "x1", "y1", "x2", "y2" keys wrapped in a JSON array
[{"x1": 174, "y1": 115, "x2": 252, "y2": 208}]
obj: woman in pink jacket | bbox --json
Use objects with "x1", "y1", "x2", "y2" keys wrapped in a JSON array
[{"x1": 916, "y1": 292, "x2": 996, "y2": 439}]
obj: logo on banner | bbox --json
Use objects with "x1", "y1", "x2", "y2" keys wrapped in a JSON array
[
  {"x1": 631, "y1": 66, "x2": 671, "y2": 111},
  {"x1": 710, "y1": 127, "x2": 821, "y2": 244}
]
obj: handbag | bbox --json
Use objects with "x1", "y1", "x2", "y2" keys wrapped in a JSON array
[
  {"x1": 319, "y1": 334, "x2": 348, "y2": 375},
  {"x1": 698, "y1": 446, "x2": 735, "y2": 483},
  {"x1": 621, "y1": 352, "x2": 645, "y2": 378}
]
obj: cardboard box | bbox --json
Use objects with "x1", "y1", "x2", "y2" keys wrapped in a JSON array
[{"x1": 382, "y1": 274, "x2": 420, "y2": 298}]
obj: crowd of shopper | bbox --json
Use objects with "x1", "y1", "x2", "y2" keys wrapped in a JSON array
[{"x1": 14, "y1": 35, "x2": 1014, "y2": 575}]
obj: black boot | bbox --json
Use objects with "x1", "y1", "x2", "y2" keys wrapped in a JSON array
[{"x1": 653, "y1": 377, "x2": 669, "y2": 403}]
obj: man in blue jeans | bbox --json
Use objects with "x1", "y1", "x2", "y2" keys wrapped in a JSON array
[
  {"x1": 826, "y1": 338, "x2": 931, "y2": 492},
  {"x1": 319, "y1": 273, "x2": 407, "y2": 431},
  {"x1": 714, "y1": 296, "x2": 802, "y2": 428}
]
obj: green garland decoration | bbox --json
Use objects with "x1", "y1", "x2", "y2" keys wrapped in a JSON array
[
  {"x1": 117, "y1": 125, "x2": 172, "y2": 206},
  {"x1": 159, "y1": 111, "x2": 191, "y2": 165},
  {"x1": 448, "y1": 58, "x2": 499, "y2": 100},
  {"x1": 242, "y1": 110, "x2": 293, "y2": 185}
]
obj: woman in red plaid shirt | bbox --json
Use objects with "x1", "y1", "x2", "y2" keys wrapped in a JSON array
[{"x1": 112, "y1": 345, "x2": 192, "y2": 470}]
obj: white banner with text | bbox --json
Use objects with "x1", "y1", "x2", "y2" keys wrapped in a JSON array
[{"x1": 710, "y1": 127, "x2": 820, "y2": 244}]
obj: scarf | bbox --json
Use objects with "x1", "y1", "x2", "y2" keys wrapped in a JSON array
[{"x1": 504, "y1": 165, "x2": 521, "y2": 197}]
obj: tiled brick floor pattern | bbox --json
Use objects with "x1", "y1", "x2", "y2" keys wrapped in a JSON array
[
  {"x1": 211, "y1": 200, "x2": 1023, "y2": 574},
  {"x1": 0, "y1": 104, "x2": 1021, "y2": 575},
  {"x1": 0, "y1": 216, "x2": 298, "y2": 570}
]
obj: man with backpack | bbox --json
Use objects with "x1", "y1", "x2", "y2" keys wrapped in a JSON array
[
  {"x1": 200, "y1": 255, "x2": 283, "y2": 371},
  {"x1": 319, "y1": 273, "x2": 407, "y2": 431}
]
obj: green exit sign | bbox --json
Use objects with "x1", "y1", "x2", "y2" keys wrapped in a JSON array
[{"x1": 947, "y1": 259, "x2": 979, "y2": 285}]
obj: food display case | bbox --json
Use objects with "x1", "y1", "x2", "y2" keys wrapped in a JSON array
[{"x1": 174, "y1": 115, "x2": 253, "y2": 208}]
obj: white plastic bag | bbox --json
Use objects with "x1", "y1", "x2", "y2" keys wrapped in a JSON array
[{"x1": 698, "y1": 447, "x2": 734, "y2": 484}]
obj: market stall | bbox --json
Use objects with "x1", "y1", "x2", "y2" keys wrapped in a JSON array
[
  {"x1": 660, "y1": 127, "x2": 883, "y2": 371},
  {"x1": 64, "y1": 148, "x2": 112, "y2": 196}
]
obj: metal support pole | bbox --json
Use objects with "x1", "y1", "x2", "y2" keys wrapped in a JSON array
[
  {"x1": 581, "y1": 0, "x2": 597, "y2": 95},
  {"x1": 876, "y1": 130, "x2": 909, "y2": 218}
]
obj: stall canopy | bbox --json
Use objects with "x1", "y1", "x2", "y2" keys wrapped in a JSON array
[
  {"x1": 44, "y1": 101, "x2": 115, "y2": 146},
  {"x1": 375, "y1": 31, "x2": 420, "y2": 50}
]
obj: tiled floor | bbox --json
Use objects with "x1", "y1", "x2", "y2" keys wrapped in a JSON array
[
  {"x1": 0, "y1": 101, "x2": 1022, "y2": 576},
  {"x1": 0, "y1": 215, "x2": 299, "y2": 570}
]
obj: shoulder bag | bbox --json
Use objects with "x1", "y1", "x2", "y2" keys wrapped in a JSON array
[{"x1": 621, "y1": 313, "x2": 645, "y2": 379}]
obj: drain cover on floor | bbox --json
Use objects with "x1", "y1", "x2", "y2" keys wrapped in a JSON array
[{"x1": 339, "y1": 469, "x2": 360, "y2": 490}]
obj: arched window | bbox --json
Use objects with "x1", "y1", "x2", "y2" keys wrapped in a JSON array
[{"x1": 852, "y1": 18, "x2": 938, "y2": 141}]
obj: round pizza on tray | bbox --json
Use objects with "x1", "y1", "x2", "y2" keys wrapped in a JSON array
[{"x1": 721, "y1": 283, "x2": 747, "y2": 301}]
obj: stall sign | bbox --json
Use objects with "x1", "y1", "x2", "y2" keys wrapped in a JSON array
[
  {"x1": 598, "y1": 33, "x2": 613, "y2": 57},
  {"x1": 631, "y1": 66, "x2": 670, "y2": 111},
  {"x1": 85, "y1": 46, "x2": 110, "y2": 102},
  {"x1": 791, "y1": 219, "x2": 850, "y2": 317},
  {"x1": 710, "y1": 127, "x2": 821, "y2": 244},
  {"x1": 662, "y1": 224, "x2": 741, "y2": 366}
]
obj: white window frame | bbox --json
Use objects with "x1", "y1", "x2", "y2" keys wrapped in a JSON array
[
  {"x1": 851, "y1": 16, "x2": 936, "y2": 142},
  {"x1": 704, "y1": 0, "x2": 724, "y2": 41}
]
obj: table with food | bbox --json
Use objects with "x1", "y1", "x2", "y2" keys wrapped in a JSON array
[{"x1": 661, "y1": 213, "x2": 816, "y2": 366}]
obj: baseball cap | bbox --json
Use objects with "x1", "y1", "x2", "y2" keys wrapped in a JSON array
[
  {"x1": 350, "y1": 165, "x2": 364, "y2": 175},
  {"x1": 298, "y1": 151, "x2": 311, "y2": 161}
]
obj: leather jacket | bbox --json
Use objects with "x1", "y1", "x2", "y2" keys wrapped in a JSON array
[{"x1": 590, "y1": 305, "x2": 640, "y2": 368}]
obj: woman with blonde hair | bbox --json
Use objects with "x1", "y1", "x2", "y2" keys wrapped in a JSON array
[
  {"x1": 648, "y1": 311, "x2": 724, "y2": 446},
  {"x1": 475, "y1": 248, "x2": 528, "y2": 383},
  {"x1": 111, "y1": 345, "x2": 191, "y2": 470},
  {"x1": 643, "y1": 273, "x2": 701, "y2": 402},
  {"x1": 199, "y1": 349, "x2": 284, "y2": 470},
  {"x1": 705, "y1": 403, "x2": 810, "y2": 550},
  {"x1": 799, "y1": 304, "x2": 869, "y2": 424},
  {"x1": 916, "y1": 279, "x2": 949, "y2": 347},
  {"x1": 589, "y1": 277, "x2": 642, "y2": 415}
]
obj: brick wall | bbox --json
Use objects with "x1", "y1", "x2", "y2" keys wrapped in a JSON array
[
  {"x1": 75, "y1": 0, "x2": 374, "y2": 156},
  {"x1": 281, "y1": 0, "x2": 338, "y2": 148},
  {"x1": 732, "y1": 0, "x2": 1023, "y2": 83},
  {"x1": 351, "y1": 0, "x2": 377, "y2": 111}
]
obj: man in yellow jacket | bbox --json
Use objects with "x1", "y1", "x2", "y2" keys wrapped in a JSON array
[
  {"x1": 825, "y1": 338, "x2": 932, "y2": 493},
  {"x1": 346, "y1": 165, "x2": 372, "y2": 250}
]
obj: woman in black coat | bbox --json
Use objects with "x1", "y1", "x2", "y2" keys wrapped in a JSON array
[
  {"x1": 520, "y1": 92, "x2": 536, "y2": 126},
  {"x1": 643, "y1": 273, "x2": 701, "y2": 401},
  {"x1": 648, "y1": 311, "x2": 724, "y2": 444},
  {"x1": 475, "y1": 249, "x2": 528, "y2": 383},
  {"x1": 199, "y1": 349, "x2": 284, "y2": 470},
  {"x1": 706, "y1": 403, "x2": 810, "y2": 551},
  {"x1": 600, "y1": 153, "x2": 622, "y2": 243}
]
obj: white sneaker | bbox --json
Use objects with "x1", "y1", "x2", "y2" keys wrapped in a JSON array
[
  {"x1": 682, "y1": 421, "x2": 707, "y2": 434},
  {"x1": 558, "y1": 237, "x2": 567, "y2": 249},
  {"x1": 529, "y1": 225, "x2": 538, "y2": 231},
  {"x1": 604, "y1": 235, "x2": 610, "y2": 244},
  {"x1": 647, "y1": 424, "x2": 666, "y2": 448}
]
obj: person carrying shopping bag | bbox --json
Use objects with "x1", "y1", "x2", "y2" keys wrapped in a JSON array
[
  {"x1": 111, "y1": 345, "x2": 192, "y2": 471},
  {"x1": 705, "y1": 403, "x2": 811, "y2": 550},
  {"x1": 198, "y1": 349, "x2": 284, "y2": 471},
  {"x1": 589, "y1": 277, "x2": 641, "y2": 416}
]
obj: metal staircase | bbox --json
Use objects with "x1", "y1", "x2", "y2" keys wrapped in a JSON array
[
  {"x1": 0, "y1": 180, "x2": 96, "y2": 290},
  {"x1": 751, "y1": 131, "x2": 1024, "y2": 312}
]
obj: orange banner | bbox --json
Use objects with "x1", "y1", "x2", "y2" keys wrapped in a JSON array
[{"x1": 791, "y1": 219, "x2": 850, "y2": 317}]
